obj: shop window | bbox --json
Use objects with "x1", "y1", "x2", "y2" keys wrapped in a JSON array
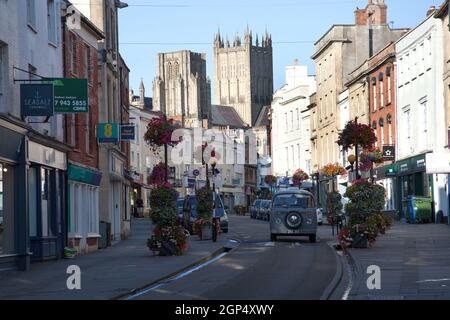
[
  {"x1": 29, "y1": 167, "x2": 38, "y2": 237},
  {"x1": 41, "y1": 168, "x2": 53, "y2": 237},
  {"x1": 0, "y1": 164, "x2": 4, "y2": 253}
]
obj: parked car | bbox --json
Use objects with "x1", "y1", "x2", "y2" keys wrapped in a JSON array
[
  {"x1": 270, "y1": 189, "x2": 318, "y2": 243},
  {"x1": 250, "y1": 199, "x2": 262, "y2": 219},
  {"x1": 257, "y1": 200, "x2": 271, "y2": 221},
  {"x1": 182, "y1": 193, "x2": 229, "y2": 233},
  {"x1": 177, "y1": 198, "x2": 185, "y2": 222},
  {"x1": 316, "y1": 208, "x2": 324, "y2": 226}
]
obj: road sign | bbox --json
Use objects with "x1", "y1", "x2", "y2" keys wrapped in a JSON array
[
  {"x1": 20, "y1": 84, "x2": 54, "y2": 117},
  {"x1": 98, "y1": 123, "x2": 119, "y2": 143},
  {"x1": 193, "y1": 169, "x2": 200, "y2": 177},
  {"x1": 121, "y1": 125, "x2": 135, "y2": 141},
  {"x1": 51, "y1": 78, "x2": 88, "y2": 113}
]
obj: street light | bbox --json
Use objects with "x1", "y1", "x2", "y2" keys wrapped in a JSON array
[{"x1": 209, "y1": 157, "x2": 218, "y2": 243}]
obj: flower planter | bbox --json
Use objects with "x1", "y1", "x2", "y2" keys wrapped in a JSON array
[
  {"x1": 159, "y1": 239, "x2": 177, "y2": 256},
  {"x1": 352, "y1": 234, "x2": 368, "y2": 248},
  {"x1": 200, "y1": 224, "x2": 213, "y2": 240}
]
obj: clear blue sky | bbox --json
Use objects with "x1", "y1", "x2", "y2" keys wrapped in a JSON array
[{"x1": 118, "y1": 0, "x2": 443, "y2": 98}]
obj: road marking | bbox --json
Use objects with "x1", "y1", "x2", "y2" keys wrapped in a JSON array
[
  {"x1": 125, "y1": 252, "x2": 228, "y2": 300},
  {"x1": 416, "y1": 278, "x2": 450, "y2": 283}
]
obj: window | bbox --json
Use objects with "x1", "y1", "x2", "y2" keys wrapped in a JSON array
[
  {"x1": 296, "y1": 109, "x2": 300, "y2": 130},
  {"x1": 47, "y1": 0, "x2": 57, "y2": 44},
  {"x1": 379, "y1": 73, "x2": 384, "y2": 108},
  {"x1": 83, "y1": 45, "x2": 90, "y2": 81},
  {"x1": 380, "y1": 126, "x2": 385, "y2": 147},
  {"x1": 27, "y1": 0, "x2": 36, "y2": 30},
  {"x1": 387, "y1": 74, "x2": 392, "y2": 104},
  {"x1": 0, "y1": 43, "x2": 6, "y2": 111},
  {"x1": 70, "y1": 114, "x2": 77, "y2": 147},
  {"x1": 290, "y1": 110, "x2": 293, "y2": 131},
  {"x1": 297, "y1": 144, "x2": 301, "y2": 168},
  {"x1": 137, "y1": 153, "x2": 140, "y2": 171},
  {"x1": 372, "y1": 79, "x2": 377, "y2": 112},
  {"x1": 131, "y1": 151, "x2": 135, "y2": 163},
  {"x1": 421, "y1": 99, "x2": 428, "y2": 147},
  {"x1": 41, "y1": 168, "x2": 53, "y2": 237},
  {"x1": 404, "y1": 107, "x2": 411, "y2": 146},
  {"x1": 70, "y1": 34, "x2": 77, "y2": 75},
  {"x1": 291, "y1": 145, "x2": 294, "y2": 171},
  {"x1": 285, "y1": 147, "x2": 289, "y2": 171},
  {"x1": 85, "y1": 111, "x2": 90, "y2": 154},
  {"x1": 285, "y1": 113, "x2": 288, "y2": 132}
]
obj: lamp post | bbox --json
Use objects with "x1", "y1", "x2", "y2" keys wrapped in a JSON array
[{"x1": 209, "y1": 157, "x2": 218, "y2": 242}]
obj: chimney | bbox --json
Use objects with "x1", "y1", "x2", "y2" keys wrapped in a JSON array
[{"x1": 427, "y1": 5, "x2": 436, "y2": 16}]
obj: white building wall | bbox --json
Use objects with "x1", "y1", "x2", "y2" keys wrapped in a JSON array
[
  {"x1": 396, "y1": 14, "x2": 448, "y2": 217},
  {"x1": 0, "y1": 0, "x2": 64, "y2": 140},
  {"x1": 272, "y1": 64, "x2": 316, "y2": 177}
]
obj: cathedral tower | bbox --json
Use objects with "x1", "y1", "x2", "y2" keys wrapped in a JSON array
[
  {"x1": 213, "y1": 27, "x2": 273, "y2": 126},
  {"x1": 152, "y1": 50, "x2": 211, "y2": 128}
]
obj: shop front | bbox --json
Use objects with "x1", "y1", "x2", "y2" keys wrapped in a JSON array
[
  {"x1": 373, "y1": 163, "x2": 397, "y2": 211},
  {"x1": 395, "y1": 153, "x2": 435, "y2": 221},
  {"x1": 0, "y1": 117, "x2": 28, "y2": 270},
  {"x1": 68, "y1": 164, "x2": 102, "y2": 254},
  {"x1": 28, "y1": 140, "x2": 68, "y2": 262}
]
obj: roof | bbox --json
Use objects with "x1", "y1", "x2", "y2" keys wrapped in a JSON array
[
  {"x1": 211, "y1": 105, "x2": 247, "y2": 129},
  {"x1": 253, "y1": 105, "x2": 270, "y2": 127}
]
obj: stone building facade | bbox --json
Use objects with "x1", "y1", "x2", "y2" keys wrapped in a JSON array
[
  {"x1": 436, "y1": 1, "x2": 450, "y2": 147},
  {"x1": 213, "y1": 28, "x2": 273, "y2": 126},
  {"x1": 152, "y1": 50, "x2": 211, "y2": 128},
  {"x1": 311, "y1": 0, "x2": 408, "y2": 175},
  {"x1": 63, "y1": 11, "x2": 104, "y2": 255}
]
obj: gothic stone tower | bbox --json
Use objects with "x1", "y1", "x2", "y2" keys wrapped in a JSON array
[
  {"x1": 214, "y1": 27, "x2": 273, "y2": 126},
  {"x1": 152, "y1": 50, "x2": 211, "y2": 128}
]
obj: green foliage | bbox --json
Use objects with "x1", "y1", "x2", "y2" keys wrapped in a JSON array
[
  {"x1": 150, "y1": 186, "x2": 178, "y2": 227},
  {"x1": 327, "y1": 191, "x2": 343, "y2": 214},
  {"x1": 196, "y1": 187, "x2": 214, "y2": 220},
  {"x1": 344, "y1": 180, "x2": 385, "y2": 217}
]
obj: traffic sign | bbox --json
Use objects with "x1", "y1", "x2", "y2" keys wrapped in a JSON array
[{"x1": 193, "y1": 169, "x2": 200, "y2": 177}]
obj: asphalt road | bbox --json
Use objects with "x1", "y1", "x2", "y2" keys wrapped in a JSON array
[{"x1": 131, "y1": 215, "x2": 337, "y2": 300}]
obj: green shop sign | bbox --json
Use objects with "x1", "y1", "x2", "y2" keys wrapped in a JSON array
[
  {"x1": 68, "y1": 164, "x2": 102, "y2": 186},
  {"x1": 44, "y1": 78, "x2": 89, "y2": 113}
]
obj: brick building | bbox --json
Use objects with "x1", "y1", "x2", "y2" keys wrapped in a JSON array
[
  {"x1": 368, "y1": 42, "x2": 397, "y2": 210},
  {"x1": 63, "y1": 13, "x2": 104, "y2": 254}
]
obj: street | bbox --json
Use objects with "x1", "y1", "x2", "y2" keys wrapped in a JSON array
[{"x1": 128, "y1": 215, "x2": 337, "y2": 300}]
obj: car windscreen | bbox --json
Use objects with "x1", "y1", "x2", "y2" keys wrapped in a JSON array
[
  {"x1": 273, "y1": 194, "x2": 315, "y2": 209},
  {"x1": 177, "y1": 199, "x2": 184, "y2": 209},
  {"x1": 253, "y1": 200, "x2": 262, "y2": 206}
]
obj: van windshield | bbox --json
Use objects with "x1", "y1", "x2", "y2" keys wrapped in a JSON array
[{"x1": 273, "y1": 194, "x2": 314, "y2": 209}]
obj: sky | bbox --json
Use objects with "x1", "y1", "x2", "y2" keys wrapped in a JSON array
[{"x1": 118, "y1": 0, "x2": 444, "y2": 99}]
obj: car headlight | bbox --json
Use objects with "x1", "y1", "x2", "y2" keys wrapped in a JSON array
[{"x1": 276, "y1": 218, "x2": 282, "y2": 224}]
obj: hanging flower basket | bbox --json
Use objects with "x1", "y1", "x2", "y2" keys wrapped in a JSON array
[
  {"x1": 321, "y1": 163, "x2": 347, "y2": 178},
  {"x1": 292, "y1": 169, "x2": 309, "y2": 186},
  {"x1": 144, "y1": 115, "x2": 180, "y2": 152},
  {"x1": 264, "y1": 175, "x2": 277, "y2": 185},
  {"x1": 337, "y1": 120, "x2": 377, "y2": 151}
]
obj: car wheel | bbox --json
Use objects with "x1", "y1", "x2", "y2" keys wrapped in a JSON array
[
  {"x1": 270, "y1": 234, "x2": 276, "y2": 242},
  {"x1": 309, "y1": 234, "x2": 317, "y2": 243}
]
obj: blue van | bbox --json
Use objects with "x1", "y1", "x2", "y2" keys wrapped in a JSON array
[{"x1": 182, "y1": 193, "x2": 229, "y2": 233}]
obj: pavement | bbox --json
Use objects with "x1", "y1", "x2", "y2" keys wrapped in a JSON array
[
  {"x1": 0, "y1": 217, "x2": 237, "y2": 300},
  {"x1": 341, "y1": 222, "x2": 450, "y2": 300}
]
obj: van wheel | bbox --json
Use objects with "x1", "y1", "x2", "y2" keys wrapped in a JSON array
[
  {"x1": 271, "y1": 234, "x2": 276, "y2": 242},
  {"x1": 309, "y1": 235, "x2": 316, "y2": 243}
]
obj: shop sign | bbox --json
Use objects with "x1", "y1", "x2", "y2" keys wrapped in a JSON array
[
  {"x1": 20, "y1": 84, "x2": 54, "y2": 117},
  {"x1": 120, "y1": 125, "x2": 135, "y2": 141},
  {"x1": 426, "y1": 153, "x2": 450, "y2": 174},
  {"x1": 382, "y1": 145, "x2": 395, "y2": 161},
  {"x1": 68, "y1": 164, "x2": 102, "y2": 186},
  {"x1": 50, "y1": 78, "x2": 88, "y2": 113},
  {"x1": 98, "y1": 123, "x2": 119, "y2": 143}
]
